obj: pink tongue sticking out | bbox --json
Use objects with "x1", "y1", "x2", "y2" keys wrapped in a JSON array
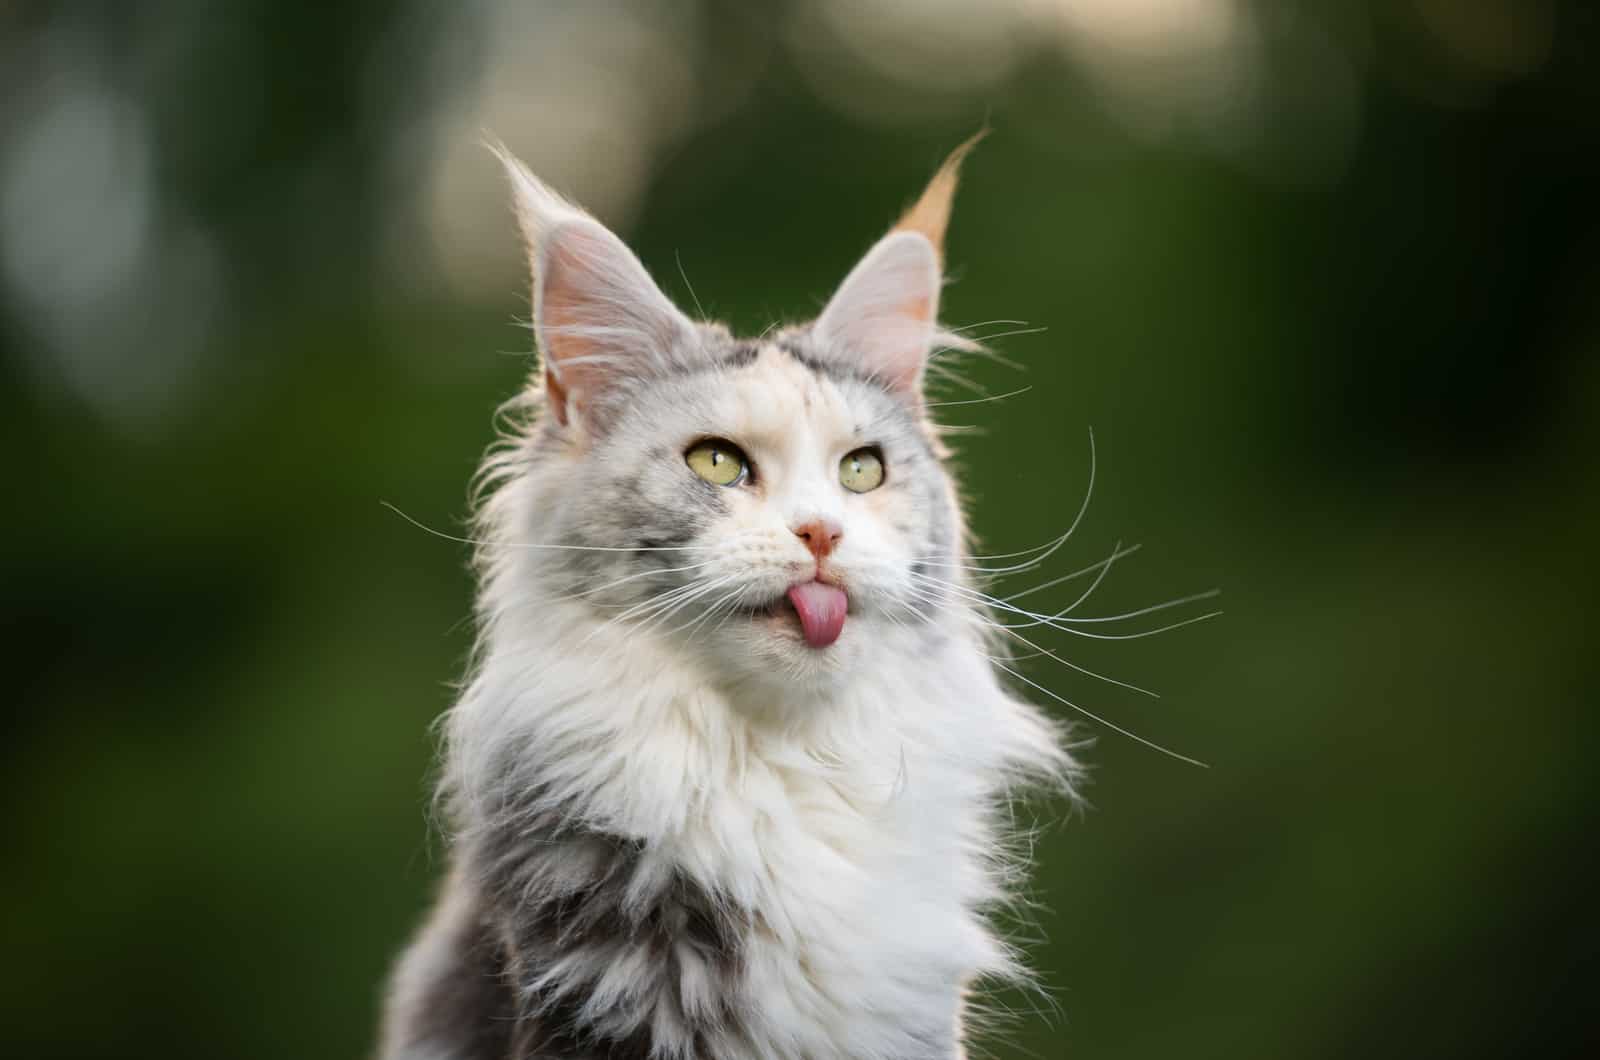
[{"x1": 786, "y1": 581, "x2": 848, "y2": 648}]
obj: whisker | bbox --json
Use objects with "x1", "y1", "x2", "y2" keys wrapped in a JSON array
[
  {"x1": 963, "y1": 325, "x2": 1048, "y2": 345},
  {"x1": 921, "y1": 428, "x2": 1097, "y2": 575},
  {"x1": 675, "y1": 585, "x2": 751, "y2": 642},
  {"x1": 933, "y1": 341, "x2": 1028, "y2": 373},
  {"x1": 923, "y1": 385, "x2": 1033, "y2": 410},
  {"x1": 992, "y1": 660, "x2": 1208, "y2": 768},
  {"x1": 898, "y1": 583, "x2": 1160, "y2": 698},
  {"x1": 1034, "y1": 538, "x2": 1125, "y2": 619},
  {"x1": 947, "y1": 318, "x2": 1030, "y2": 334},
  {"x1": 675, "y1": 249, "x2": 708, "y2": 320},
  {"x1": 912, "y1": 569, "x2": 1222, "y2": 641},
  {"x1": 382, "y1": 502, "x2": 708, "y2": 553},
  {"x1": 1004, "y1": 611, "x2": 1224, "y2": 640},
  {"x1": 615, "y1": 580, "x2": 734, "y2": 648},
  {"x1": 999, "y1": 626, "x2": 1160, "y2": 699},
  {"x1": 923, "y1": 360, "x2": 989, "y2": 397},
  {"x1": 975, "y1": 539, "x2": 1129, "y2": 629},
  {"x1": 582, "y1": 577, "x2": 726, "y2": 645},
  {"x1": 1057, "y1": 589, "x2": 1222, "y2": 625},
  {"x1": 1003, "y1": 543, "x2": 1142, "y2": 603},
  {"x1": 706, "y1": 590, "x2": 763, "y2": 640},
  {"x1": 540, "y1": 560, "x2": 722, "y2": 606}
]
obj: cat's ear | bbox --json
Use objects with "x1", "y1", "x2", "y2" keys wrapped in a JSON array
[
  {"x1": 495, "y1": 145, "x2": 695, "y2": 429},
  {"x1": 813, "y1": 133, "x2": 984, "y2": 401}
]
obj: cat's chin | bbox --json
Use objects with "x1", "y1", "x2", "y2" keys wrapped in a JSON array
[
  {"x1": 735, "y1": 600, "x2": 835, "y2": 648},
  {"x1": 701, "y1": 597, "x2": 863, "y2": 697}
]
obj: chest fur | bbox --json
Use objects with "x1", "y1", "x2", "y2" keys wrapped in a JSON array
[{"x1": 474, "y1": 743, "x2": 987, "y2": 1059}]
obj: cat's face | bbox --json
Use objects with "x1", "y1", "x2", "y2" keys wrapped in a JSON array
[
  {"x1": 493, "y1": 138, "x2": 981, "y2": 696},
  {"x1": 543, "y1": 335, "x2": 959, "y2": 693}
]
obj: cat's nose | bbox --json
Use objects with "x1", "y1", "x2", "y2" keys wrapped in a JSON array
[{"x1": 792, "y1": 519, "x2": 843, "y2": 561}]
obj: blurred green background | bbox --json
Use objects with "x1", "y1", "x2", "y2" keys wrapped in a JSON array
[{"x1": 3, "y1": 1, "x2": 1595, "y2": 1057}]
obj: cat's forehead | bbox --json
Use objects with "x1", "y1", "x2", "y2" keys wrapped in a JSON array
[
  {"x1": 592, "y1": 333, "x2": 926, "y2": 461},
  {"x1": 713, "y1": 344, "x2": 856, "y2": 436}
]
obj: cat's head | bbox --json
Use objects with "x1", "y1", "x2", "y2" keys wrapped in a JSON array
[{"x1": 488, "y1": 139, "x2": 985, "y2": 699}]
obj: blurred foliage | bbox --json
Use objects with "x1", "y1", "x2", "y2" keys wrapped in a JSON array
[{"x1": 2, "y1": 1, "x2": 1596, "y2": 1058}]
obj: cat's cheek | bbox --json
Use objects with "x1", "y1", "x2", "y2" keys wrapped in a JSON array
[{"x1": 857, "y1": 486, "x2": 922, "y2": 547}]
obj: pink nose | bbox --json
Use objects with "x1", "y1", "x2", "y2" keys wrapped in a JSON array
[{"x1": 792, "y1": 519, "x2": 843, "y2": 561}]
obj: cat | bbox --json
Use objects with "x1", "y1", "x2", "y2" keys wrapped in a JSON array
[{"x1": 378, "y1": 136, "x2": 1079, "y2": 1060}]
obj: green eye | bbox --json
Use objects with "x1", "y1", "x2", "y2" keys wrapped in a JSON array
[
  {"x1": 839, "y1": 447, "x2": 885, "y2": 493},
  {"x1": 686, "y1": 439, "x2": 748, "y2": 486}
]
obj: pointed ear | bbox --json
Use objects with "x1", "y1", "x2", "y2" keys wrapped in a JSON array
[
  {"x1": 813, "y1": 132, "x2": 984, "y2": 399},
  {"x1": 494, "y1": 144, "x2": 694, "y2": 429}
]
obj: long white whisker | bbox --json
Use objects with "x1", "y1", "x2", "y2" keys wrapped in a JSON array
[
  {"x1": 924, "y1": 385, "x2": 1033, "y2": 410},
  {"x1": 963, "y1": 325, "x2": 1048, "y2": 345},
  {"x1": 911, "y1": 570, "x2": 1222, "y2": 640},
  {"x1": 948, "y1": 318, "x2": 1030, "y2": 334},
  {"x1": 1000, "y1": 626, "x2": 1160, "y2": 699},
  {"x1": 992, "y1": 660, "x2": 1208, "y2": 768},
  {"x1": 541, "y1": 560, "x2": 722, "y2": 606},
  {"x1": 919, "y1": 428, "x2": 1096, "y2": 575},
  {"x1": 610, "y1": 580, "x2": 733, "y2": 652},
  {"x1": 582, "y1": 578, "x2": 723, "y2": 646},
  {"x1": 638, "y1": 577, "x2": 735, "y2": 634},
  {"x1": 897, "y1": 583, "x2": 1159, "y2": 698},
  {"x1": 924, "y1": 360, "x2": 989, "y2": 397},
  {"x1": 934, "y1": 342, "x2": 1027, "y2": 373},
  {"x1": 1036, "y1": 538, "x2": 1125, "y2": 619},
  {"x1": 675, "y1": 585, "x2": 751, "y2": 642},
  {"x1": 1058, "y1": 589, "x2": 1223, "y2": 625},
  {"x1": 1003, "y1": 543, "x2": 1142, "y2": 603},
  {"x1": 979, "y1": 584, "x2": 1223, "y2": 640},
  {"x1": 382, "y1": 502, "x2": 708, "y2": 553},
  {"x1": 982, "y1": 539, "x2": 1129, "y2": 630},
  {"x1": 674, "y1": 249, "x2": 708, "y2": 320},
  {"x1": 1008, "y1": 611, "x2": 1223, "y2": 640}
]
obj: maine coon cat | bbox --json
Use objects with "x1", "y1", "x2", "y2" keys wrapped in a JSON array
[{"x1": 380, "y1": 138, "x2": 1084, "y2": 1060}]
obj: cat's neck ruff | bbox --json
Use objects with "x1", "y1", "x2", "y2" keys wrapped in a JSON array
[
  {"x1": 453, "y1": 581, "x2": 1016, "y2": 845},
  {"x1": 446, "y1": 588, "x2": 1029, "y2": 1057}
]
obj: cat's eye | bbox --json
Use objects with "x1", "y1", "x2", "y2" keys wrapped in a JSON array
[
  {"x1": 839, "y1": 447, "x2": 885, "y2": 493},
  {"x1": 685, "y1": 439, "x2": 749, "y2": 487}
]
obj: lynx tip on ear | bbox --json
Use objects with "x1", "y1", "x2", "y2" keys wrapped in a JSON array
[{"x1": 892, "y1": 129, "x2": 988, "y2": 261}]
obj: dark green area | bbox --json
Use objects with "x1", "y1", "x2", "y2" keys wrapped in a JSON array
[{"x1": 3, "y1": 2, "x2": 1595, "y2": 1057}]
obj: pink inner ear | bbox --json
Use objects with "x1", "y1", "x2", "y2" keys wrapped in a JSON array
[
  {"x1": 538, "y1": 236, "x2": 602, "y2": 425},
  {"x1": 539, "y1": 225, "x2": 610, "y2": 362},
  {"x1": 814, "y1": 230, "x2": 942, "y2": 395},
  {"x1": 531, "y1": 219, "x2": 692, "y2": 430},
  {"x1": 542, "y1": 367, "x2": 570, "y2": 426}
]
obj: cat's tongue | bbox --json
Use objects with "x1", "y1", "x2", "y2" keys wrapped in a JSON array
[{"x1": 786, "y1": 581, "x2": 848, "y2": 648}]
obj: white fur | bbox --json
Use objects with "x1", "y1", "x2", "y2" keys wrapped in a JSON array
[
  {"x1": 393, "y1": 150, "x2": 1074, "y2": 1060},
  {"x1": 449, "y1": 485, "x2": 1065, "y2": 1058},
  {"x1": 441, "y1": 350, "x2": 1070, "y2": 1058}
]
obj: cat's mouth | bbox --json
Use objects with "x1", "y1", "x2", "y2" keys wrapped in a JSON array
[
  {"x1": 784, "y1": 580, "x2": 848, "y2": 648},
  {"x1": 739, "y1": 580, "x2": 850, "y2": 649}
]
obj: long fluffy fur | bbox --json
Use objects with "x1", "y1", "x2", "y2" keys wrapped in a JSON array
[{"x1": 379, "y1": 147, "x2": 1075, "y2": 1060}]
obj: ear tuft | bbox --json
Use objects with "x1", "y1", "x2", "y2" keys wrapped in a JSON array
[
  {"x1": 813, "y1": 132, "x2": 986, "y2": 401},
  {"x1": 490, "y1": 139, "x2": 586, "y2": 255},
  {"x1": 891, "y1": 128, "x2": 986, "y2": 264}
]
